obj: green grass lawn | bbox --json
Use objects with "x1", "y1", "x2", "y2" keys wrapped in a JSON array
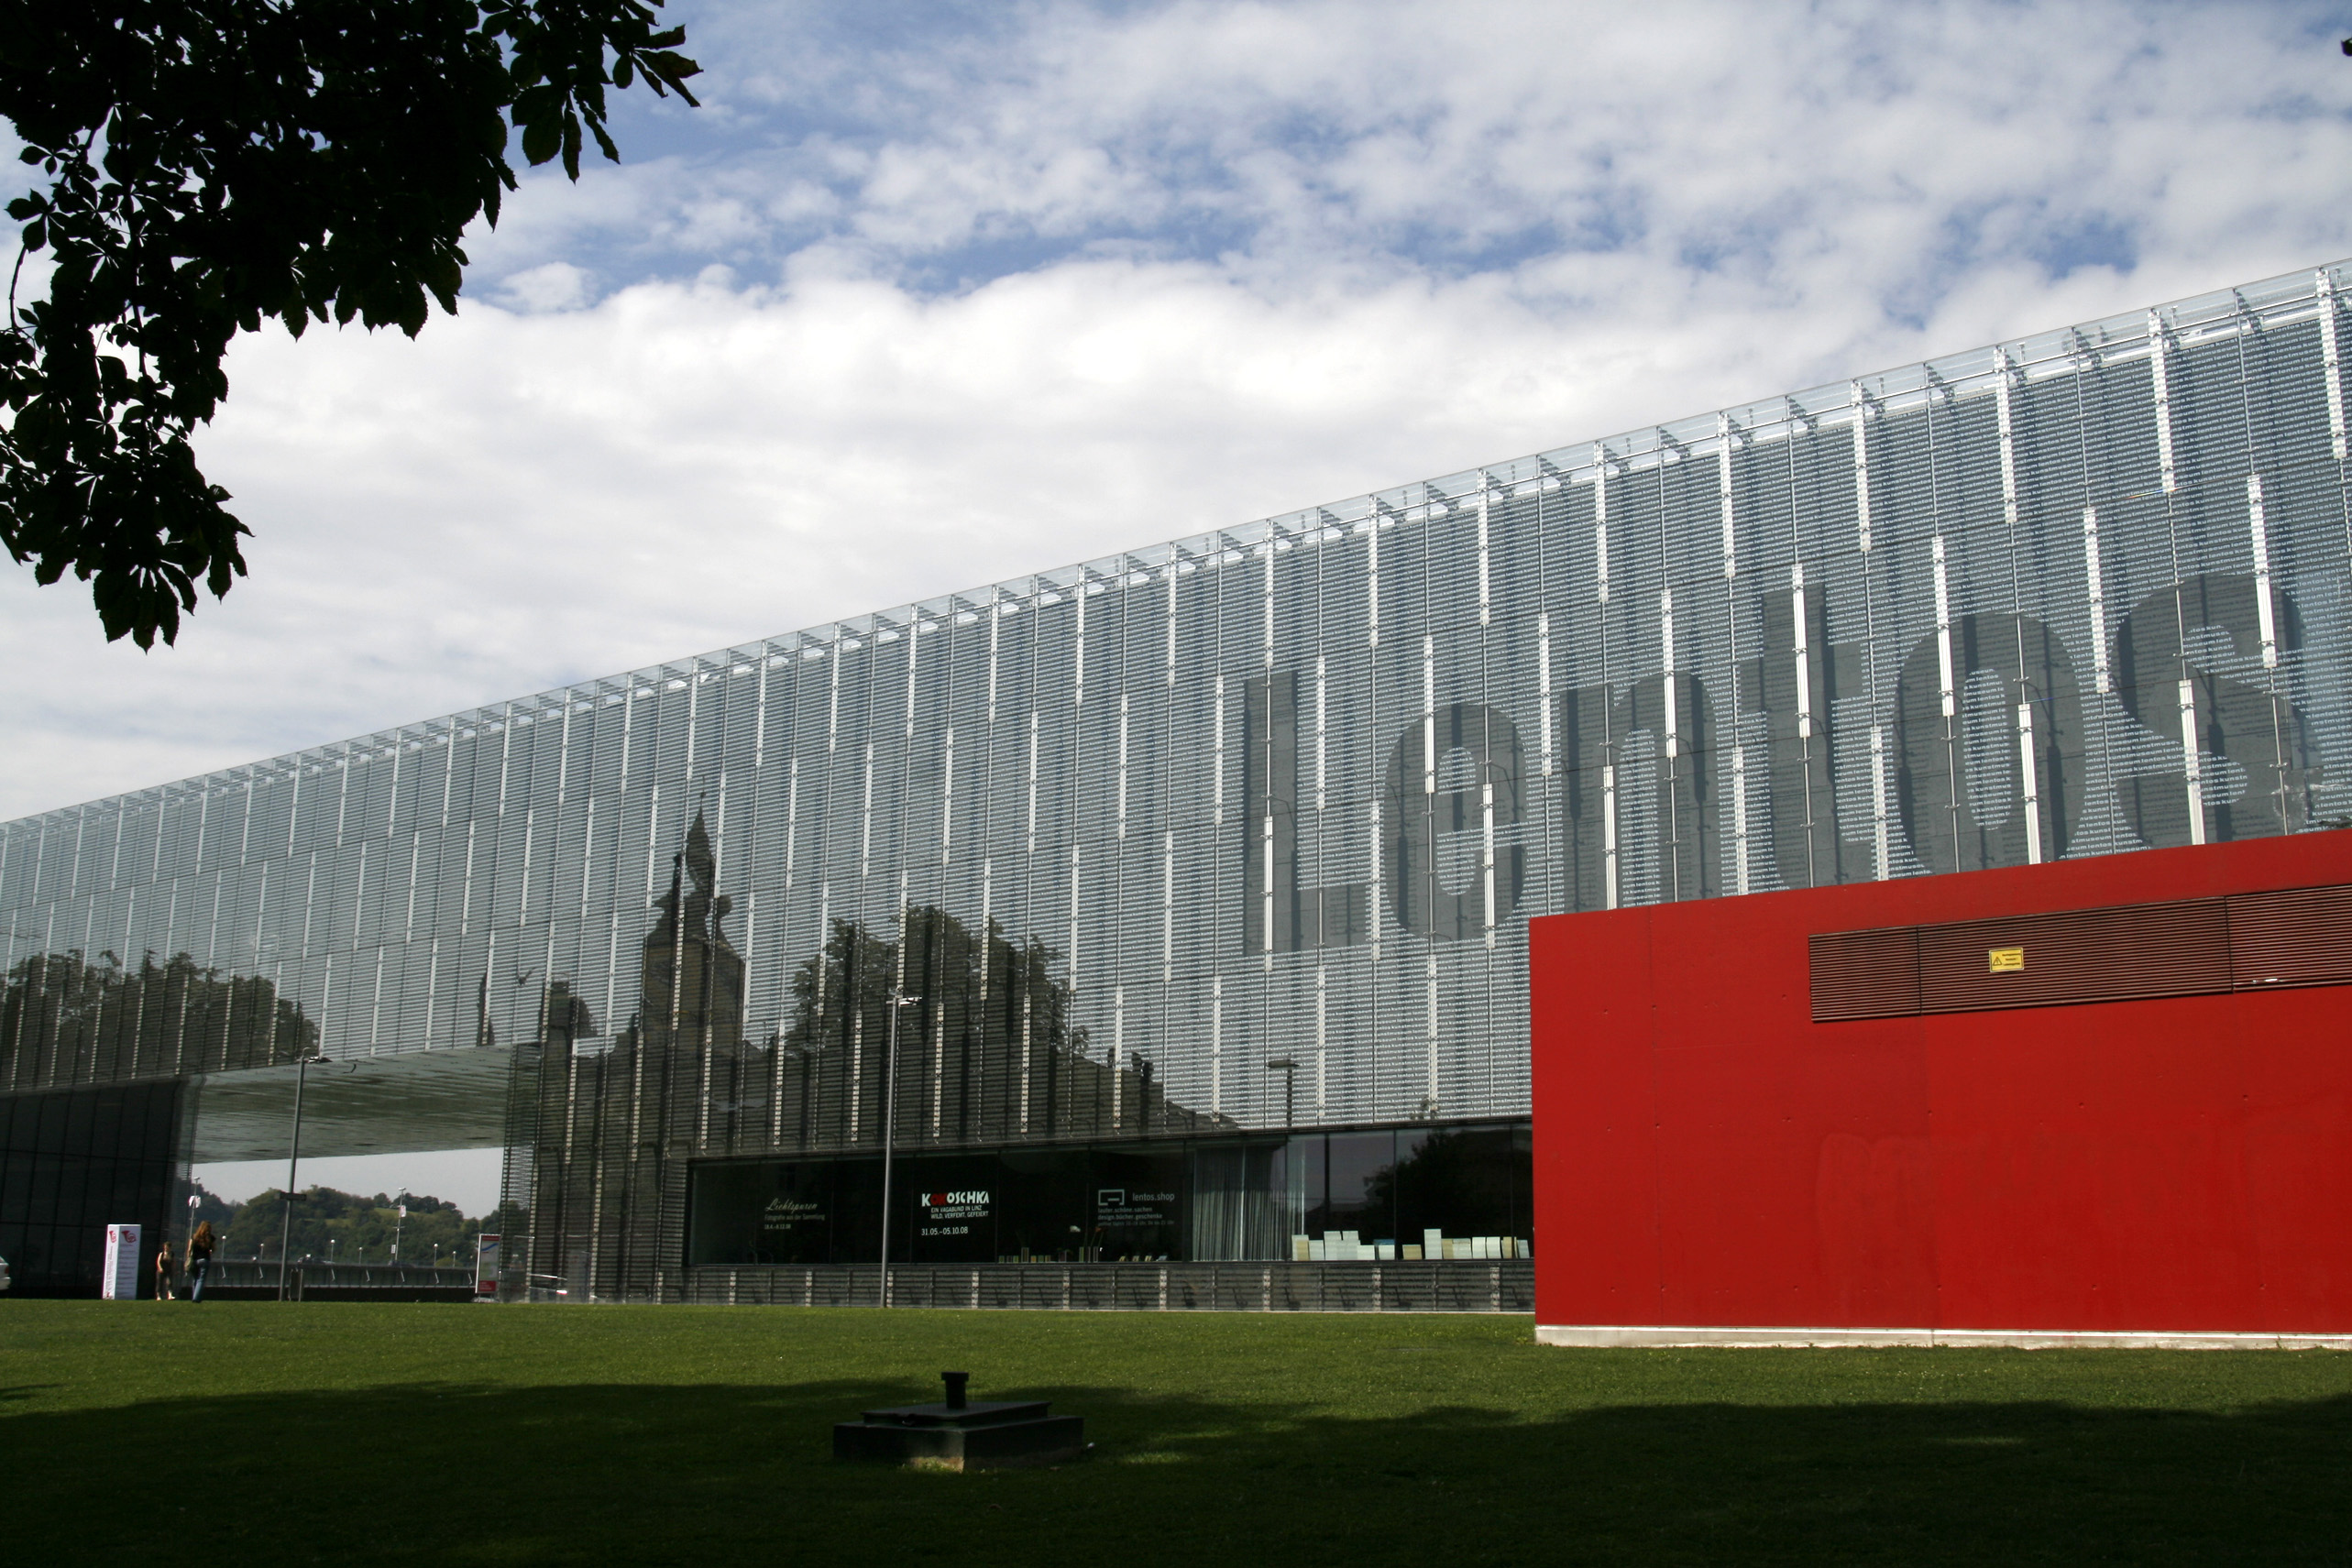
[{"x1": 5, "y1": 1301, "x2": 2349, "y2": 1566}]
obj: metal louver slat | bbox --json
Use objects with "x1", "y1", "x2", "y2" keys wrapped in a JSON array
[
  {"x1": 2228, "y1": 883, "x2": 2352, "y2": 989},
  {"x1": 1915, "y1": 898, "x2": 2233, "y2": 1014},
  {"x1": 1808, "y1": 927, "x2": 1919, "y2": 1022}
]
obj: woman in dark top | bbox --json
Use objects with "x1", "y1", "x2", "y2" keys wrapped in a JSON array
[{"x1": 184, "y1": 1221, "x2": 216, "y2": 1303}]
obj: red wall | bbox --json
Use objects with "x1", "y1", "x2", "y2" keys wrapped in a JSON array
[{"x1": 1530, "y1": 834, "x2": 2352, "y2": 1335}]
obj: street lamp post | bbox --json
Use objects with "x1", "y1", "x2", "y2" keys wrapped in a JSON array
[
  {"x1": 277, "y1": 1053, "x2": 328, "y2": 1300},
  {"x1": 875, "y1": 986, "x2": 921, "y2": 1309},
  {"x1": 1267, "y1": 1057, "x2": 1298, "y2": 1128}
]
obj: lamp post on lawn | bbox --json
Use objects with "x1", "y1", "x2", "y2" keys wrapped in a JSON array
[
  {"x1": 875, "y1": 986, "x2": 921, "y2": 1310},
  {"x1": 277, "y1": 1053, "x2": 330, "y2": 1300}
]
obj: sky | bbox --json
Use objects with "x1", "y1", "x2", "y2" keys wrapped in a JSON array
[{"x1": 8, "y1": 2, "x2": 2352, "y2": 822}]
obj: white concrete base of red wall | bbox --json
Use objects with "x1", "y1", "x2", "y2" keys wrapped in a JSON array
[{"x1": 1535, "y1": 1323, "x2": 2352, "y2": 1350}]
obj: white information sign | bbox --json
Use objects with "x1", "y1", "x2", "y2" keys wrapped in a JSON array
[{"x1": 102, "y1": 1223, "x2": 142, "y2": 1300}]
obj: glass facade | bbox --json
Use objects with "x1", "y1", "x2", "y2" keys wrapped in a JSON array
[{"x1": 5, "y1": 261, "x2": 2351, "y2": 1295}]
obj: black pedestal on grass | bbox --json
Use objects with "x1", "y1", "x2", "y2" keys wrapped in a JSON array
[{"x1": 834, "y1": 1372, "x2": 1085, "y2": 1471}]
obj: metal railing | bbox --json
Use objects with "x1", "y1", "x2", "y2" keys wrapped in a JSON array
[
  {"x1": 210, "y1": 1260, "x2": 476, "y2": 1290},
  {"x1": 533, "y1": 1259, "x2": 1535, "y2": 1311}
]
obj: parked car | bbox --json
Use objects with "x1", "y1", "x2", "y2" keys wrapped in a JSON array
[{"x1": 0, "y1": 1255, "x2": 11, "y2": 1291}]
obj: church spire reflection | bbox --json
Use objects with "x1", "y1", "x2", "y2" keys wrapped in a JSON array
[{"x1": 639, "y1": 810, "x2": 745, "y2": 1050}]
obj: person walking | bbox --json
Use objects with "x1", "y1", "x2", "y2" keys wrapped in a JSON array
[
  {"x1": 153, "y1": 1238, "x2": 176, "y2": 1300},
  {"x1": 184, "y1": 1221, "x2": 216, "y2": 1303}
]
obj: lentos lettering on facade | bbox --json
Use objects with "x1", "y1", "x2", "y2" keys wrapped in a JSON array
[{"x1": 4, "y1": 263, "x2": 2349, "y2": 1299}]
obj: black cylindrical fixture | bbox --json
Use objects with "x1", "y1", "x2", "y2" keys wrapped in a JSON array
[{"x1": 942, "y1": 1371, "x2": 970, "y2": 1410}]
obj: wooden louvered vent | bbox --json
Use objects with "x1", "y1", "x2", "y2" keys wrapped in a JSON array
[
  {"x1": 2227, "y1": 883, "x2": 2352, "y2": 990},
  {"x1": 1915, "y1": 899, "x2": 2232, "y2": 1014},
  {"x1": 1809, "y1": 880, "x2": 2352, "y2": 1023},
  {"x1": 1807, "y1": 927, "x2": 1920, "y2": 1022}
]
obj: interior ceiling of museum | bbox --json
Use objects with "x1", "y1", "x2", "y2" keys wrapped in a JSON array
[{"x1": 188, "y1": 1047, "x2": 513, "y2": 1162}]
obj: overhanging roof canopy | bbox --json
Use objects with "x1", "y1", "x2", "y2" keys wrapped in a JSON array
[{"x1": 188, "y1": 1047, "x2": 515, "y2": 1163}]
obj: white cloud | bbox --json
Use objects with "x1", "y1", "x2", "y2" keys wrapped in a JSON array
[
  {"x1": 497, "y1": 261, "x2": 592, "y2": 313},
  {"x1": 5, "y1": 0, "x2": 2352, "y2": 820}
]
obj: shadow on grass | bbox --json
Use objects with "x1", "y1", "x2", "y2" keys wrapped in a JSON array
[{"x1": 14, "y1": 1375, "x2": 2351, "y2": 1566}]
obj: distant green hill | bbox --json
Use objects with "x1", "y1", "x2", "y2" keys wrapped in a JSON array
[{"x1": 203, "y1": 1184, "x2": 480, "y2": 1268}]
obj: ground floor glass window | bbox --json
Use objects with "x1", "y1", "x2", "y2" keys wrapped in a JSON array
[{"x1": 685, "y1": 1123, "x2": 1531, "y2": 1266}]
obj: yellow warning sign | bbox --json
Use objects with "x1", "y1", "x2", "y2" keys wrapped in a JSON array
[{"x1": 1987, "y1": 946, "x2": 2025, "y2": 973}]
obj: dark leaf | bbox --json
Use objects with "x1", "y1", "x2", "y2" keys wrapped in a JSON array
[{"x1": 522, "y1": 115, "x2": 562, "y2": 168}]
